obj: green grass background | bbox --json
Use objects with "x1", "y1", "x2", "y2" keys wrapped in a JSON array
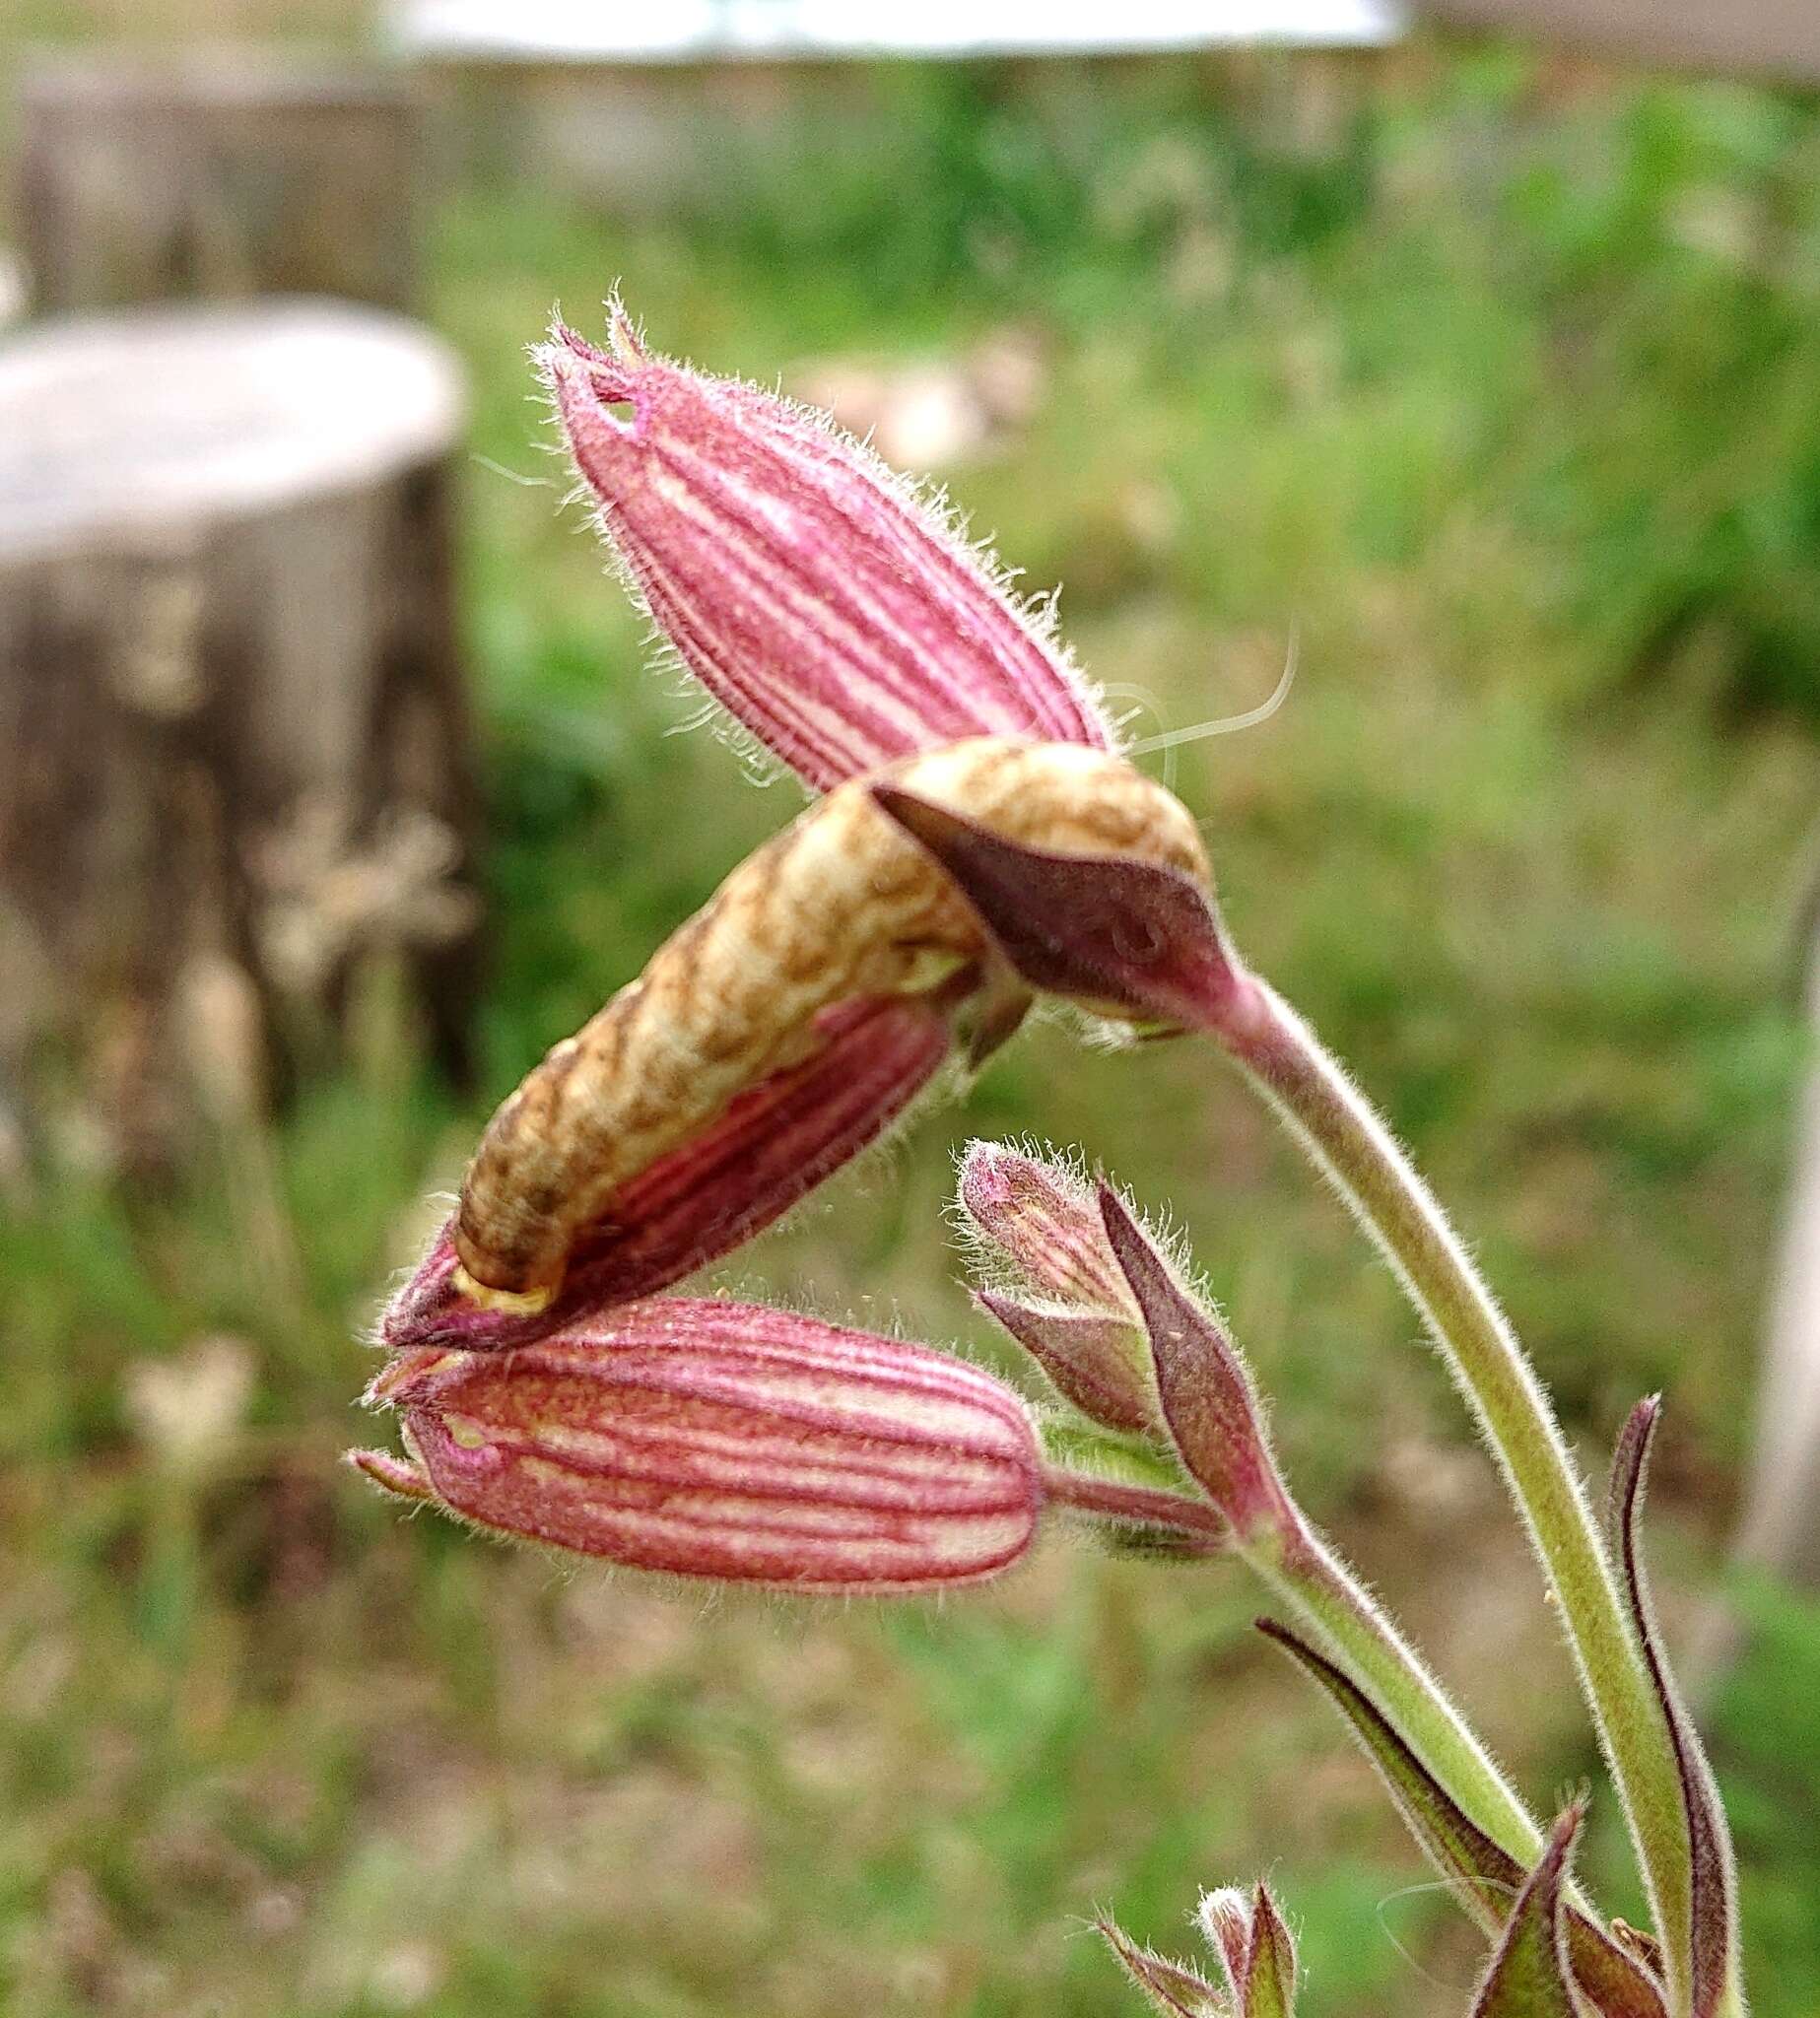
[{"x1": 2, "y1": 26, "x2": 1820, "y2": 2016}]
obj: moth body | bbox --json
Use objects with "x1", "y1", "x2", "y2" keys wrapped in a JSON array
[{"x1": 453, "y1": 737, "x2": 1208, "y2": 1307}]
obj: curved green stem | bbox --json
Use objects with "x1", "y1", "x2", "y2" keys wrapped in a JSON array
[
  {"x1": 1213, "y1": 973, "x2": 1693, "y2": 2015},
  {"x1": 1247, "y1": 1518, "x2": 1552, "y2": 1871},
  {"x1": 1052, "y1": 1458, "x2": 1560, "y2": 1892}
]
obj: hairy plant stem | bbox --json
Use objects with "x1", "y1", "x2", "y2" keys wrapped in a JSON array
[
  {"x1": 1248, "y1": 1516, "x2": 1551, "y2": 1867},
  {"x1": 1212, "y1": 972, "x2": 1694, "y2": 2017},
  {"x1": 1043, "y1": 1467, "x2": 1233, "y2": 1552}
]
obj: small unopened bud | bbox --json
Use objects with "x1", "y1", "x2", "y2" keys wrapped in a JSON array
[
  {"x1": 959, "y1": 1141, "x2": 1136, "y2": 1315},
  {"x1": 1198, "y1": 1889, "x2": 1252, "y2": 1993},
  {"x1": 354, "y1": 1300, "x2": 1045, "y2": 1594},
  {"x1": 960, "y1": 1142, "x2": 1162, "y2": 1436},
  {"x1": 1198, "y1": 1884, "x2": 1299, "y2": 2018}
]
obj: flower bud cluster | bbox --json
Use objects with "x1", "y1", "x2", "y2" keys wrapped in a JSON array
[{"x1": 959, "y1": 1141, "x2": 1160, "y2": 1438}]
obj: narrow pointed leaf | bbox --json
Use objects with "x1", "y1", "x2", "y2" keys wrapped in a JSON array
[
  {"x1": 869, "y1": 784, "x2": 1245, "y2": 1029},
  {"x1": 1607, "y1": 1400, "x2": 1739, "y2": 2018},
  {"x1": 1258, "y1": 1618, "x2": 1513, "y2": 1925},
  {"x1": 1257, "y1": 1620, "x2": 1666, "y2": 2018},
  {"x1": 1097, "y1": 1919, "x2": 1233, "y2": 2018},
  {"x1": 1243, "y1": 1885, "x2": 1298, "y2": 2018},
  {"x1": 1470, "y1": 1805, "x2": 1584, "y2": 2018},
  {"x1": 1098, "y1": 1187, "x2": 1300, "y2": 1545}
]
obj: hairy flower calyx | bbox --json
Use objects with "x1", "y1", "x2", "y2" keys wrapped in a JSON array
[
  {"x1": 542, "y1": 310, "x2": 1114, "y2": 788},
  {"x1": 353, "y1": 1299, "x2": 1231, "y2": 1591}
]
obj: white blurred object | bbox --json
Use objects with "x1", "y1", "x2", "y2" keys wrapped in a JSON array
[
  {"x1": 1738, "y1": 907, "x2": 1820, "y2": 1586},
  {"x1": 0, "y1": 248, "x2": 24, "y2": 328},
  {"x1": 793, "y1": 328, "x2": 1047, "y2": 471},
  {"x1": 0, "y1": 301, "x2": 464, "y2": 566},
  {"x1": 394, "y1": 0, "x2": 1404, "y2": 60},
  {"x1": 124, "y1": 1336, "x2": 257, "y2": 1475}
]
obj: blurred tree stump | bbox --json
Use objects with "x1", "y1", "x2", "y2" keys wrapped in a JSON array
[
  {"x1": 0, "y1": 300, "x2": 479, "y2": 1173},
  {"x1": 15, "y1": 51, "x2": 421, "y2": 314}
]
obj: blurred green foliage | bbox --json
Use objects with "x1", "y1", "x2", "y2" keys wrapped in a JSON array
[
  {"x1": 1, "y1": 35, "x2": 1818, "y2": 2018},
  {"x1": 1711, "y1": 1580, "x2": 1820, "y2": 1997}
]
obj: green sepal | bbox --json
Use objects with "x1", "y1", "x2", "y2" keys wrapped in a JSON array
[
  {"x1": 1471, "y1": 1806, "x2": 1584, "y2": 2018},
  {"x1": 1258, "y1": 1620, "x2": 1665, "y2": 2018}
]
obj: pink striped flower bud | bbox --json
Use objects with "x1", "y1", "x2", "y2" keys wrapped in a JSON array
[
  {"x1": 960, "y1": 1141, "x2": 1138, "y2": 1316},
  {"x1": 542, "y1": 307, "x2": 1113, "y2": 791},
  {"x1": 353, "y1": 1299, "x2": 1045, "y2": 1593},
  {"x1": 958, "y1": 1141, "x2": 1161, "y2": 1437}
]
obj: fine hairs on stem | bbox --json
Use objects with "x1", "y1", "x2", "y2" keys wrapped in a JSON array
[{"x1": 1210, "y1": 969, "x2": 1707, "y2": 2017}]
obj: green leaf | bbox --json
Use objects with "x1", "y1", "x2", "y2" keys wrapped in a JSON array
[
  {"x1": 1607, "y1": 1399, "x2": 1742, "y2": 2018},
  {"x1": 1470, "y1": 1805, "x2": 1584, "y2": 2018},
  {"x1": 1241, "y1": 1884, "x2": 1298, "y2": 2018},
  {"x1": 1258, "y1": 1619, "x2": 1665, "y2": 2018}
]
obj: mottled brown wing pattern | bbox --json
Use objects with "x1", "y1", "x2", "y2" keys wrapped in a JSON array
[{"x1": 452, "y1": 737, "x2": 1211, "y2": 1307}]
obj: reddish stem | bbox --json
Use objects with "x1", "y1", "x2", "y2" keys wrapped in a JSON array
[{"x1": 1043, "y1": 1466, "x2": 1230, "y2": 1552}]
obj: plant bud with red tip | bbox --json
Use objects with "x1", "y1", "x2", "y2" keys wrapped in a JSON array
[{"x1": 959, "y1": 1141, "x2": 1138, "y2": 1314}]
